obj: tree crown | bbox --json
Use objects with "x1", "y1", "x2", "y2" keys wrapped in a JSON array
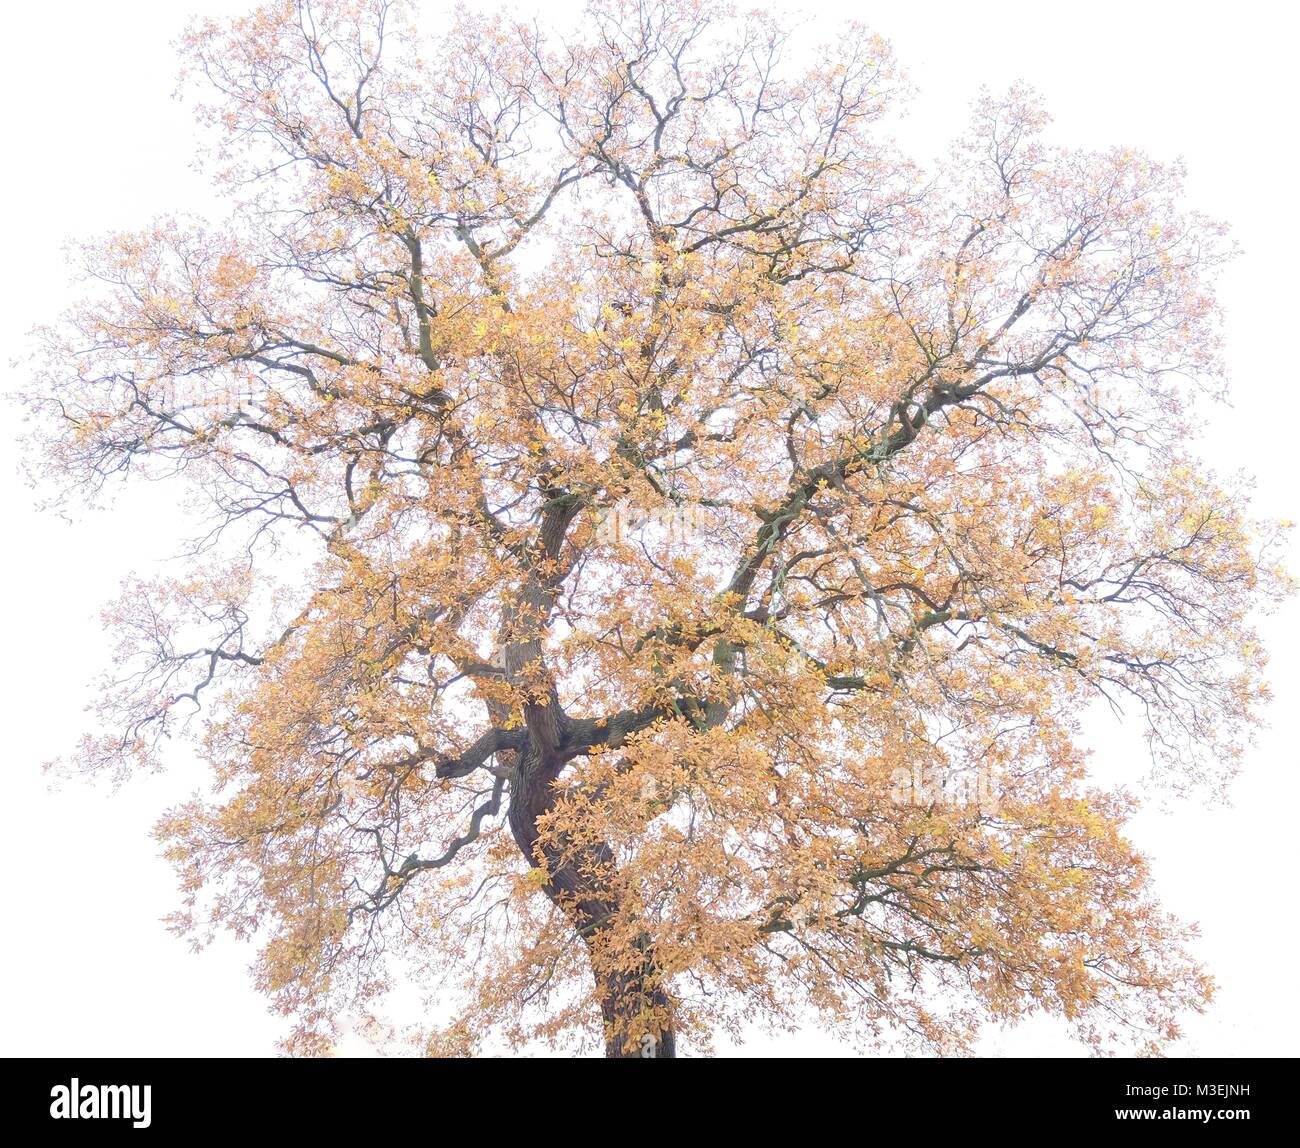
[{"x1": 26, "y1": 0, "x2": 1290, "y2": 1056}]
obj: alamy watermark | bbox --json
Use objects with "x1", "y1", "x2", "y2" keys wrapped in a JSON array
[
  {"x1": 890, "y1": 763, "x2": 1001, "y2": 813},
  {"x1": 593, "y1": 497, "x2": 708, "y2": 546}
]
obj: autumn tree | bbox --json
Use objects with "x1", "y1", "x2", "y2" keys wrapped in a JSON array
[{"x1": 25, "y1": 0, "x2": 1289, "y2": 1057}]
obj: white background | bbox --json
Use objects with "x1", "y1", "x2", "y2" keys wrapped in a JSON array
[{"x1": 1, "y1": 0, "x2": 1296, "y2": 1057}]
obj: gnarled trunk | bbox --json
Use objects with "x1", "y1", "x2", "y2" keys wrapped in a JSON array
[{"x1": 508, "y1": 745, "x2": 677, "y2": 1058}]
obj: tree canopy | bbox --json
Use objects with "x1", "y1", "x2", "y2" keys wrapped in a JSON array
[{"x1": 25, "y1": 0, "x2": 1290, "y2": 1056}]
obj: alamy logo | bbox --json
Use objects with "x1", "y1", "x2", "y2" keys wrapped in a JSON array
[
  {"x1": 593, "y1": 498, "x2": 706, "y2": 545},
  {"x1": 889, "y1": 763, "x2": 1001, "y2": 813},
  {"x1": 50, "y1": 1078, "x2": 151, "y2": 1129}
]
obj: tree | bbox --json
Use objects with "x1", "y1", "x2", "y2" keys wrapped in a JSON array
[{"x1": 24, "y1": 0, "x2": 1289, "y2": 1058}]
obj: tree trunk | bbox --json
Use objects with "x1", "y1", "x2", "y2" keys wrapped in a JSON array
[
  {"x1": 598, "y1": 966, "x2": 677, "y2": 1058},
  {"x1": 508, "y1": 745, "x2": 677, "y2": 1058}
]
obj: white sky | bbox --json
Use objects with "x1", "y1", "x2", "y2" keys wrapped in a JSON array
[{"x1": 1, "y1": 0, "x2": 1296, "y2": 1057}]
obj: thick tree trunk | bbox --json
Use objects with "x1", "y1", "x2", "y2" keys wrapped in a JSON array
[
  {"x1": 598, "y1": 967, "x2": 676, "y2": 1058},
  {"x1": 508, "y1": 745, "x2": 677, "y2": 1058}
]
